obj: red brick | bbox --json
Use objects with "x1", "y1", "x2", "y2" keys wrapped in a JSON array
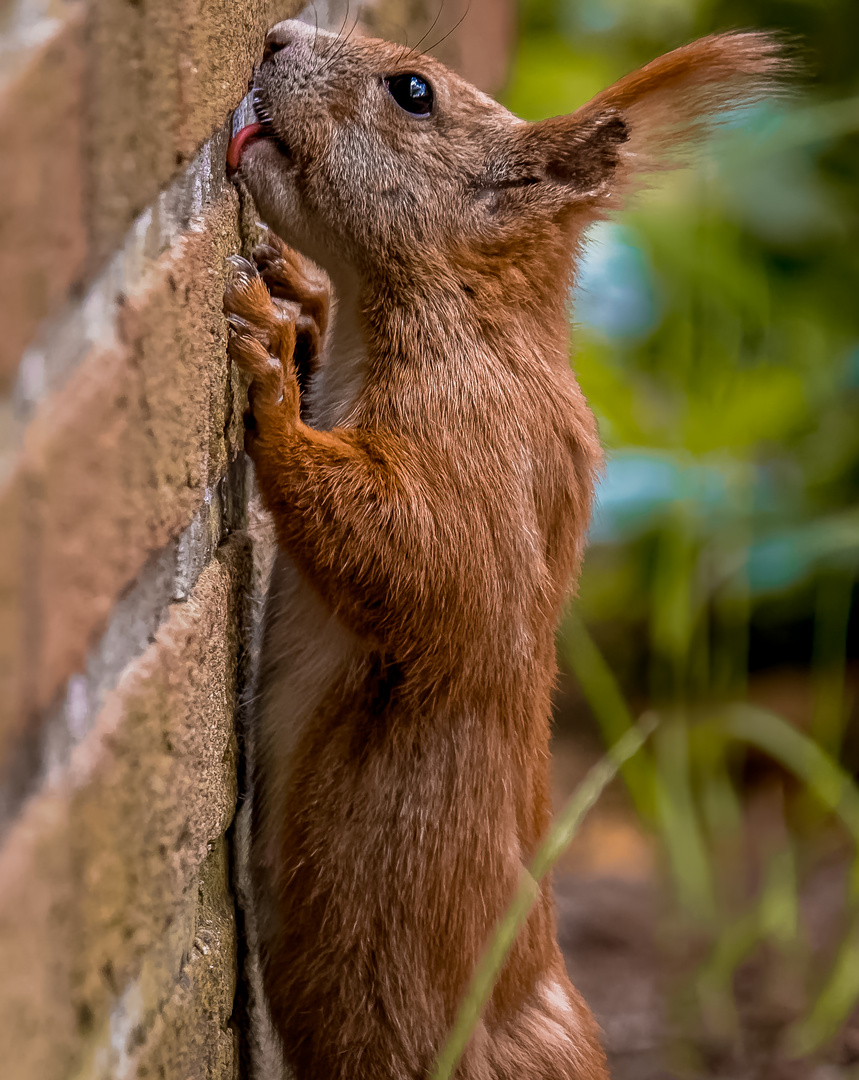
[
  {"x1": 178, "y1": 0, "x2": 303, "y2": 157},
  {"x1": 0, "y1": 1, "x2": 305, "y2": 388},
  {"x1": 86, "y1": 0, "x2": 303, "y2": 262},
  {"x1": 16, "y1": 192, "x2": 247, "y2": 720},
  {"x1": 0, "y1": 537, "x2": 248, "y2": 1080},
  {"x1": 0, "y1": 4, "x2": 88, "y2": 390},
  {"x1": 84, "y1": 0, "x2": 184, "y2": 259},
  {"x1": 122, "y1": 841, "x2": 238, "y2": 1080}
]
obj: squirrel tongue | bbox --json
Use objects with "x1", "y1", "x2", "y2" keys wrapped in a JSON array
[{"x1": 227, "y1": 123, "x2": 265, "y2": 175}]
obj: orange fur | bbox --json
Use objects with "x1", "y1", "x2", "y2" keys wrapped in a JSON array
[{"x1": 224, "y1": 21, "x2": 790, "y2": 1080}]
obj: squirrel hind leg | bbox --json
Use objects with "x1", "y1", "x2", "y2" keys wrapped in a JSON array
[{"x1": 468, "y1": 978, "x2": 608, "y2": 1080}]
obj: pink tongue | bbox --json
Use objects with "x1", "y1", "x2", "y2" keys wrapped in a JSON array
[{"x1": 227, "y1": 123, "x2": 265, "y2": 174}]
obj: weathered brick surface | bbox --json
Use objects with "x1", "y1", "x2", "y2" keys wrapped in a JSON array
[
  {"x1": 84, "y1": 0, "x2": 183, "y2": 260},
  {"x1": 180, "y1": 0, "x2": 296, "y2": 156},
  {"x1": 125, "y1": 840, "x2": 239, "y2": 1080},
  {"x1": 0, "y1": 1, "x2": 304, "y2": 390},
  {"x1": 0, "y1": 537, "x2": 249, "y2": 1080},
  {"x1": 0, "y1": 2, "x2": 87, "y2": 389},
  {"x1": 10, "y1": 185, "x2": 245, "y2": 725},
  {"x1": 86, "y1": 0, "x2": 303, "y2": 266}
]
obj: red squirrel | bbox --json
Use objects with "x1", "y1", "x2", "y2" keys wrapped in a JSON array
[{"x1": 224, "y1": 20, "x2": 786, "y2": 1079}]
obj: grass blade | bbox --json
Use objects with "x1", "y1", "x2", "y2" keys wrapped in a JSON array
[
  {"x1": 562, "y1": 613, "x2": 656, "y2": 817},
  {"x1": 431, "y1": 719, "x2": 657, "y2": 1080},
  {"x1": 709, "y1": 704, "x2": 859, "y2": 1052},
  {"x1": 714, "y1": 704, "x2": 859, "y2": 848},
  {"x1": 787, "y1": 913, "x2": 859, "y2": 1057}
]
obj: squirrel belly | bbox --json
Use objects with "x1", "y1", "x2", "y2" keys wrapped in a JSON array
[
  {"x1": 243, "y1": 277, "x2": 605, "y2": 1078},
  {"x1": 224, "y1": 16, "x2": 790, "y2": 1080},
  {"x1": 250, "y1": 553, "x2": 608, "y2": 1080}
]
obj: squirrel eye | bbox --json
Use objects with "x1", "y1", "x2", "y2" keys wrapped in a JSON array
[{"x1": 385, "y1": 74, "x2": 434, "y2": 116}]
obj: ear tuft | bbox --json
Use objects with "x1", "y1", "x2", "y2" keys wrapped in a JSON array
[
  {"x1": 574, "y1": 30, "x2": 796, "y2": 197},
  {"x1": 474, "y1": 32, "x2": 793, "y2": 224}
]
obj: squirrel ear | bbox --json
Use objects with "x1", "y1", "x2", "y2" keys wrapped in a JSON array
[
  {"x1": 475, "y1": 111, "x2": 629, "y2": 210},
  {"x1": 523, "y1": 111, "x2": 630, "y2": 198},
  {"x1": 478, "y1": 32, "x2": 791, "y2": 218}
]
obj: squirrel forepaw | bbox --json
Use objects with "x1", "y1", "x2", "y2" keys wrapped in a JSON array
[
  {"x1": 224, "y1": 259, "x2": 301, "y2": 456},
  {"x1": 253, "y1": 231, "x2": 330, "y2": 336}
]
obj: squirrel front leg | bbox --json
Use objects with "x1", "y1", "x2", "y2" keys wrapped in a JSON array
[
  {"x1": 224, "y1": 263, "x2": 468, "y2": 657},
  {"x1": 224, "y1": 259, "x2": 302, "y2": 449}
]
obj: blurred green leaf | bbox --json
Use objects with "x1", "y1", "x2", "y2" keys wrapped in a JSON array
[
  {"x1": 431, "y1": 722, "x2": 656, "y2": 1080},
  {"x1": 788, "y1": 914, "x2": 859, "y2": 1057},
  {"x1": 712, "y1": 704, "x2": 859, "y2": 854}
]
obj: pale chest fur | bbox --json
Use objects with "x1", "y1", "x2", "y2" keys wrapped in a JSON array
[
  {"x1": 256, "y1": 551, "x2": 364, "y2": 801},
  {"x1": 305, "y1": 275, "x2": 368, "y2": 431}
]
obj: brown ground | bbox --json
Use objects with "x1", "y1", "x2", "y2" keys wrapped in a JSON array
[{"x1": 551, "y1": 729, "x2": 859, "y2": 1080}]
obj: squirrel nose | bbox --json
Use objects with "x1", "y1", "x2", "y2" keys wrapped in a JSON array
[
  {"x1": 262, "y1": 19, "x2": 317, "y2": 63},
  {"x1": 266, "y1": 21, "x2": 313, "y2": 63},
  {"x1": 263, "y1": 20, "x2": 319, "y2": 62},
  {"x1": 262, "y1": 29, "x2": 291, "y2": 64}
]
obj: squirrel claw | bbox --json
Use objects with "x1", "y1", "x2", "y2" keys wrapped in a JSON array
[
  {"x1": 227, "y1": 254, "x2": 259, "y2": 278},
  {"x1": 226, "y1": 313, "x2": 256, "y2": 334}
]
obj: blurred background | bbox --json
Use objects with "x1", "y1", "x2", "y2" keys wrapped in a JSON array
[{"x1": 498, "y1": 1, "x2": 859, "y2": 1077}]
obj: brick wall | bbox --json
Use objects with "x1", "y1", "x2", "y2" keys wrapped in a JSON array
[{"x1": 0, "y1": 2, "x2": 513, "y2": 1077}]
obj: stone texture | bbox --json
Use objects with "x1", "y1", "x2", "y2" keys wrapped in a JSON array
[
  {"x1": 0, "y1": 2, "x2": 87, "y2": 390},
  {"x1": 0, "y1": 457, "x2": 249, "y2": 830},
  {"x1": 84, "y1": 0, "x2": 183, "y2": 262},
  {"x1": 85, "y1": 0, "x2": 304, "y2": 265},
  {"x1": 0, "y1": 536, "x2": 249, "y2": 1080},
  {"x1": 18, "y1": 188, "x2": 247, "y2": 718},
  {"x1": 69, "y1": 840, "x2": 239, "y2": 1080},
  {"x1": 128, "y1": 840, "x2": 239, "y2": 1080},
  {"x1": 179, "y1": 0, "x2": 300, "y2": 157}
]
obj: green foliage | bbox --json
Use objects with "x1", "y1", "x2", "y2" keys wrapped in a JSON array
[
  {"x1": 432, "y1": 722, "x2": 656, "y2": 1080},
  {"x1": 433, "y1": 0, "x2": 859, "y2": 1070}
]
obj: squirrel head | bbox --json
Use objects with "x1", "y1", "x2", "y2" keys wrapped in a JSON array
[{"x1": 230, "y1": 20, "x2": 788, "y2": 304}]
